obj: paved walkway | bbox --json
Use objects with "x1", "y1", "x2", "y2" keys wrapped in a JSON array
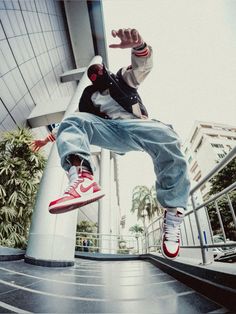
[{"x1": 0, "y1": 258, "x2": 227, "y2": 313}]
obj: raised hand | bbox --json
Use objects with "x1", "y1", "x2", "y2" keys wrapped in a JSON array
[
  {"x1": 109, "y1": 28, "x2": 144, "y2": 49},
  {"x1": 30, "y1": 139, "x2": 47, "y2": 152}
]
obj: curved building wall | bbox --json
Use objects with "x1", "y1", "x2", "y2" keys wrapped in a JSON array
[
  {"x1": 0, "y1": 0, "x2": 122, "y2": 260},
  {"x1": 0, "y1": 0, "x2": 76, "y2": 132}
]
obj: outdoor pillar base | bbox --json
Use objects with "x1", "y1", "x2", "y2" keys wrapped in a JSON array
[{"x1": 24, "y1": 255, "x2": 74, "y2": 267}]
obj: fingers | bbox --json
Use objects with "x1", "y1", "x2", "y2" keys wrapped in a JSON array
[
  {"x1": 29, "y1": 140, "x2": 42, "y2": 152},
  {"x1": 110, "y1": 28, "x2": 143, "y2": 49},
  {"x1": 115, "y1": 28, "x2": 137, "y2": 42},
  {"x1": 30, "y1": 143, "x2": 39, "y2": 152},
  {"x1": 124, "y1": 29, "x2": 132, "y2": 41},
  {"x1": 33, "y1": 146, "x2": 40, "y2": 152},
  {"x1": 29, "y1": 143, "x2": 38, "y2": 152},
  {"x1": 109, "y1": 29, "x2": 126, "y2": 48},
  {"x1": 130, "y1": 29, "x2": 138, "y2": 42},
  {"x1": 111, "y1": 29, "x2": 117, "y2": 38}
]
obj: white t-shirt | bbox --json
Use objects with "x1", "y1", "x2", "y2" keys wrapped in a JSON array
[{"x1": 91, "y1": 89, "x2": 137, "y2": 120}]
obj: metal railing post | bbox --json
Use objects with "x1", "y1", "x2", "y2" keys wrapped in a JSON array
[
  {"x1": 191, "y1": 194, "x2": 208, "y2": 264},
  {"x1": 183, "y1": 220, "x2": 189, "y2": 246},
  {"x1": 227, "y1": 193, "x2": 236, "y2": 229},
  {"x1": 152, "y1": 222, "x2": 155, "y2": 251},
  {"x1": 188, "y1": 214, "x2": 195, "y2": 245},
  {"x1": 215, "y1": 201, "x2": 227, "y2": 242},
  {"x1": 205, "y1": 207, "x2": 214, "y2": 244}
]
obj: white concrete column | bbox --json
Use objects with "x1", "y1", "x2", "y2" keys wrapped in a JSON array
[
  {"x1": 25, "y1": 146, "x2": 77, "y2": 265},
  {"x1": 98, "y1": 149, "x2": 111, "y2": 253},
  {"x1": 26, "y1": 56, "x2": 102, "y2": 266},
  {"x1": 109, "y1": 156, "x2": 120, "y2": 254}
]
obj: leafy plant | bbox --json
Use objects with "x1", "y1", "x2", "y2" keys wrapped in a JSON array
[
  {"x1": 130, "y1": 185, "x2": 162, "y2": 221},
  {"x1": 76, "y1": 220, "x2": 98, "y2": 252},
  {"x1": 0, "y1": 128, "x2": 46, "y2": 249},
  {"x1": 129, "y1": 224, "x2": 144, "y2": 235},
  {"x1": 129, "y1": 224, "x2": 144, "y2": 253},
  {"x1": 206, "y1": 158, "x2": 236, "y2": 240},
  {"x1": 209, "y1": 158, "x2": 236, "y2": 194},
  {"x1": 77, "y1": 220, "x2": 97, "y2": 234}
]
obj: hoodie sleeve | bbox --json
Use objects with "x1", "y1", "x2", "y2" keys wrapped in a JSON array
[
  {"x1": 79, "y1": 86, "x2": 109, "y2": 118},
  {"x1": 46, "y1": 124, "x2": 60, "y2": 142},
  {"x1": 121, "y1": 43, "x2": 153, "y2": 89}
]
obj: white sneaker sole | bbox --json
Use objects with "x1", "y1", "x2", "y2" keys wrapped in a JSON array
[
  {"x1": 49, "y1": 191, "x2": 105, "y2": 214},
  {"x1": 160, "y1": 234, "x2": 179, "y2": 260}
]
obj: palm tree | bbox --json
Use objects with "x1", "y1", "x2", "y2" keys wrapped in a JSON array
[
  {"x1": 0, "y1": 127, "x2": 46, "y2": 249},
  {"x1": 130, "y1": 185, "x2": 162, "y2": 222},
  {"x1": 129, "y1": 224, "x2": 144, "y2": 253},
  {"x1": 129, "y1": 224, "x2": 144, "y2": 234}
]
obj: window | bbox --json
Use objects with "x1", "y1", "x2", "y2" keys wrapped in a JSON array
[
  {"x1": 190, "y1": 161, "x2": 198, "y2": 173},
  {"x1": 188, "y1": 156, "x2": 192, "y2": 164},
  {"x1": 193, "y1": 171, "x2": 201, "y2": 182},
  {"x1": 190, "y1": 127, "x2": 199, "y2": 144},
  {"x1": 200, "y1": 124, "x2": 212, "y2": 128},
  {"x1": 211, "y1": 143, "x2": 224, "y2": 148},
  {"x1": 200, "y1": 184, "x2": 206, "y2": 192},
  {"x1": 218, "y1": 153, "x2": 226, "y2": 159},
  {"x1": 194, "y1": 136, "x2": 203, "y2": 152},
  {"x1": 221, "y1": 136, "x2": 236, "y2": 140}
]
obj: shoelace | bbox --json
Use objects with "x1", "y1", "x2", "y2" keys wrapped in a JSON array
[
  {"x1": 64, "y1": 178, "x2": 81, "y2": 194},
  {"x1": 77, "y1": 160, "x2": 84, "y2": 174},
  {"x1": 164, "y1": 223, "x2": 181, "y2": 242},
  {"x1": 64, "y1": 160, "x2": 85, "y2": 194},
  {"x1": 64, "y1": 159, "x2": 94, "y2": 195}
]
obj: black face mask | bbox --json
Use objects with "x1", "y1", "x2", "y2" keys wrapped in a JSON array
[{"x1": 87, "y1": 64, "x2": 111, "y2": 91}]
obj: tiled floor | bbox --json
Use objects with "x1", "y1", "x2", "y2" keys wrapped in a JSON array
[{"x1": 0, "y1": 258, "x2": 227, "y2": 313}]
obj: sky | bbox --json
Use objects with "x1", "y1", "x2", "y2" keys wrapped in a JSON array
[{"x1": 102, "y1": 0, "x2": 236, "y2": 227}]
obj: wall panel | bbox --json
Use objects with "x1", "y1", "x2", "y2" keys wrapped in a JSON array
[{"x1": 0, "y1": 0, "x2": 76, "y2": 131}]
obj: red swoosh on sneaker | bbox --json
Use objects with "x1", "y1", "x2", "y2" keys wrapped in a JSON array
[{"x1": 80, "y1": 182, "x2": 96, "y2": 193}]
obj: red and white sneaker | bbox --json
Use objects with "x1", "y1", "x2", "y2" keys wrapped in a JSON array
[
  {"x1": 161, "y1": 208, "x2": 185, "y2": 259},
  {"x1": 49, "y1": 166, "x2": 105, "y2": 214}
]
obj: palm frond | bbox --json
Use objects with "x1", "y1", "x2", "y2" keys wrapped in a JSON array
[
  {"x1": 130, "y1": 184, "x2": 162, "y2": 222},
  {"x1": 8, "y1": 191, "x2": 18, "y2": 207},
  {"x1": 0, "y1": 206, "x2": 17, "y2": 221},
  {"x1": 0, "y1": 184, "x2": 6, "y2": 198}
]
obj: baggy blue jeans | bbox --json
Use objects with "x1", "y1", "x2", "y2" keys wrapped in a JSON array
[{"x1": 56, "y1": 112, "x2": 190, "y2": 209}]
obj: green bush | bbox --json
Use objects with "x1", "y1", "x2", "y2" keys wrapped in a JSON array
[{"x1": 0, "y1": 128, "x2": 46, "y2": 249}]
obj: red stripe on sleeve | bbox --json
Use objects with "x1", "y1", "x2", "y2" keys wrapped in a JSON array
[
  {"x1": 47, "y1": 134, "x2": 56, "y2": 142},
  {"x1": 133, "y1": 48, "x2": 149, "y2": 57}
]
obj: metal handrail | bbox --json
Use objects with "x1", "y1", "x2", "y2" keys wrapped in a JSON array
[
  {"x1": 74, "y1": 148, "x2": 236, "y2": 262},
  {"x1": 186, "y1": 182, "x2": 236, "y2": 214},
  {"x1": 146, "y1": 146, "x2": 236, "y2": 264},
  {"x1": 189, "y1": 147, "x2": 236, "y2": 264},
  {"x1": 75, "y1": 231, "x2": 143, "y2": 254},
  {"x1": 190, "y1": 146, "x2": 236, "y2": 193},
  {"x1": 76, "y1": 231, "x2": 137, "y2": 238}
]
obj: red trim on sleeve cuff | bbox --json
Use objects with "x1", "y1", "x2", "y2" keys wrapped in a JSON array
[
  {"x1": 133, "y1": 47, "x2": 149, "y2": 57},
  {"x1": 47, "y1": 134, "x2": 56, "y2": 142}
]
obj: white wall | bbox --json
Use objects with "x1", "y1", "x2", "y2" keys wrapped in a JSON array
[{"x1": 0, "y1": 0, "x2": 76, "y2": 132}]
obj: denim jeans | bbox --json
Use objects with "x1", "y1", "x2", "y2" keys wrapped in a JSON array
[{"x1": 56, "y1": 112, "x2": 190, "y2": 209}]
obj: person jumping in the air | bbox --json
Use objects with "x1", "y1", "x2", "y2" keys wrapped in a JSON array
[{"x1": 32, "y1": 28, "x2": 190, "y2": 260}]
